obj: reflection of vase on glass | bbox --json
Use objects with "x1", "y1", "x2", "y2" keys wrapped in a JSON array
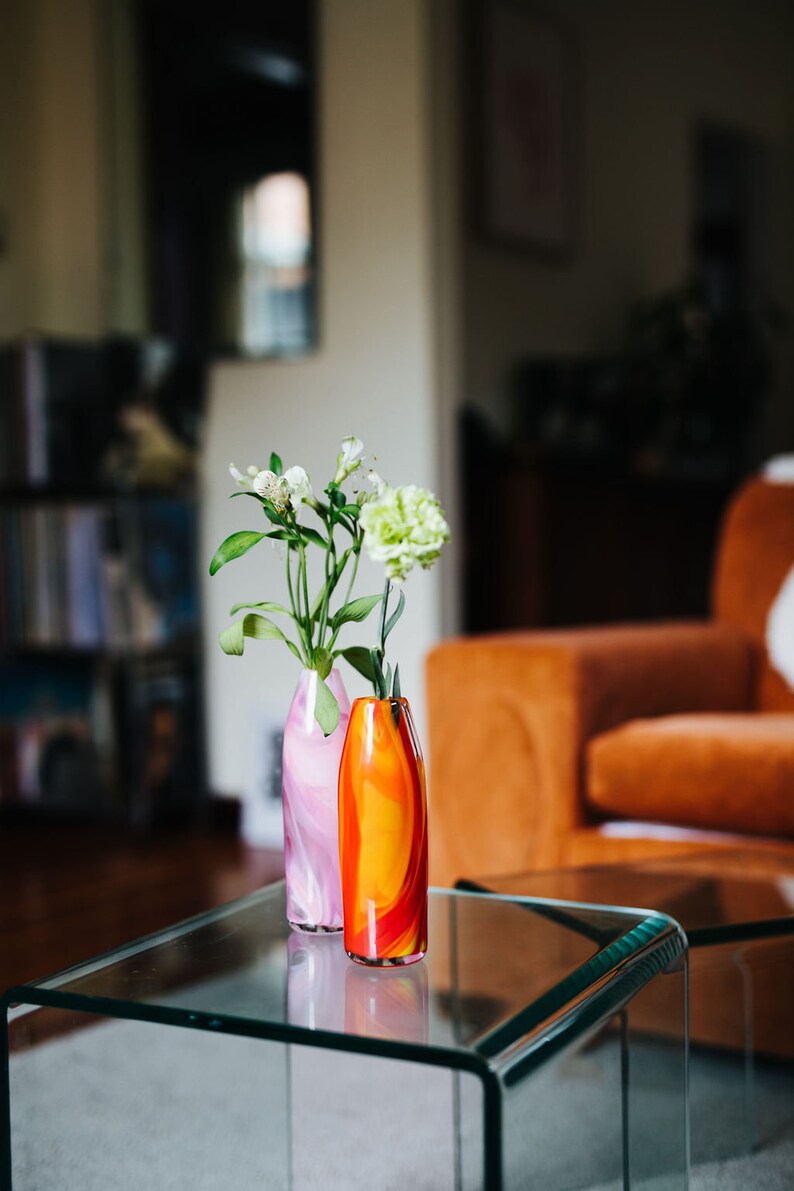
[
  {"x1": 282, "y1": 668, "x2": 350, "y2": 932},
  {"x1": 286, "y1": 930, "x2": 429, "y2": 1045},
  {"x1": 338, "y1": 696, "x2": 428, "y2": 966},
  {"x1": 344, "y1": 960, "x2": 429, "y2": 1044},
  {"x1": 287, "y1": 930, "x2": 348, "y2": 1032}
]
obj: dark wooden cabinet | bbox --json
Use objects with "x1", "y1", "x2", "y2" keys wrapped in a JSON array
[{"x1": 464, "y1": 454, "x2": 732, "y2": 633}]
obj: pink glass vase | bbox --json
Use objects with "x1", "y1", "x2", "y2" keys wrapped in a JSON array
[{"x1": 282, "y1": 667, "x2": 350, "y2": 932}]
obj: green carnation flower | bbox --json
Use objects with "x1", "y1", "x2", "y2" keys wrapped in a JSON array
[{"x1": 360, "y1": 484, "x2": 450, "y2": 581}]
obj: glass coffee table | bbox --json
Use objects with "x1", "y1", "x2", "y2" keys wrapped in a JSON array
[
  {"x1": 462, "y1": 848, "x2": 794, "y2": 1164},
  {"x1": 2, "y1": 882, "x2": 687, "y2": 1190}
]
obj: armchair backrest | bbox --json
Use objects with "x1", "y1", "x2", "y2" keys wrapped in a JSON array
[{"x1": 712, "y1": 476, "x2": 794, "y2": 710}]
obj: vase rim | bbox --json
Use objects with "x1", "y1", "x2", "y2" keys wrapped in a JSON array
[{"x1": 351, "y1": 695, "x2": 410, "y2": 707}]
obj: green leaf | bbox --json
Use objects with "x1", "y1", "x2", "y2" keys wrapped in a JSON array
[
  {"x1": 377, "y1": 582, "x2": 390, "y2": 652},
  {"x1": 209, "y1": 531, "x2": 267, "y2": 575},
  {"x1": 242, "y1": 614, "x2": 290, "y2": 643},
  {"x1": 299, "y1": 526, "x2": 329, "y2": 550},
  {"x1": 270, "y1": 452, "x2": 283, "y2": 475},
  {"x1": 339, "y1": 504, "x2": 360, "y2": 518},
  {"x1": 229, "y1": 601, "x2": 291, "y2": 617},
  {"x1": 370, "y1": 648, "x2": 388, "y2": 700},
  {"x1": 384, "y1": 588, "x2": 406, "y2": 641},
  {"x1": 262, "y1": 502, "x2": 287, "y2": 527},
  {"x1": 331, "y1": 488, "x2": 346, "y2": 509},
  {"x1": 219, "y1": 619, "x2": 245, "y2": 655},
  {"x1": 390, "y1": 667, "x2": 401, "y2": 728},
  {"x1": 313, "y1": 646, "x2": 334, "y2": 681},
  {"x1": 330, "y1": 593, "x2": 383, "y2": 632},
  {"x1": 337, "y1": 646, "x2": 376, "y2": 683},
  {"x1": 314, "y1": 676, "x2": 340, "y2": 737},
  {"x1": 266, "y1": 529, "x2": 293, "y2": 542},
  {"x1": 219, "y1": 613, "x2": 296, "y2": 657},
  {"x1": 230, "y1": 490, "x2": 265, "y2": 505}
]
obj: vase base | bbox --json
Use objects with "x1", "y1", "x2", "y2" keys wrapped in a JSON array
[
  {"x1": 346, "y1": 949, "x2": 426, "y2": 967},
  {"x1": 289, "y1": 920, "x2": 343, "y2": 934}
]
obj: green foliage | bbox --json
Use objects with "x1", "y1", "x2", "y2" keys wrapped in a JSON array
[
  {"x1": 229, "y1": 601, "x2": 291, "y2": 617},
  {"x1": 213, "y1": 442, "x2": 374, "y2": 734},
  {"x1": 262, "y1": 503, "x2": 287, "y2": 527},
  {"x1": 314, "y1": 675, "x2": 340, "y2": 737},
  {"x1": 219, "y1": 613, "x2": 301, "y2": 660},
  {"x1": 383, "y1": 588, "x2": 406, "y2": 642},
  {"x1": 213, "y1": 439, "x2": 447, "y2": 732},
  {"x1": 313, "y1": 647, "x2": 334, "y2": 681},
  {"x1": 370, "y1": 648, "x2": 388, "y2": 700},
  {"x1": 330, "y1": 594, "x2": 382, "y2": 633},
  {"x1": 209, "y1": 531, "x2": 267, "y2": 575},
  {"x1": 337, "y1": 646, "x2": 376, "y2": 682},
  {"x1": 299, "y1": 526, "x2": 329, "y2": 550},
  {"x1": 367, "y1": 581, "x2": 407, "y2": 708}
]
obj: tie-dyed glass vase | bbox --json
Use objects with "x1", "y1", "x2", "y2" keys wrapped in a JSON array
[
  {"x1": 338, "y1": 697, "x2": 428, "y2": 966},
  {"x1": 282, "y1": 668, "x2": 350, "y2": 932}
]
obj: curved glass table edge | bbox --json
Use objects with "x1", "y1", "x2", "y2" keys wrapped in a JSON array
[
  {"x1": 457, "y1": 860, "x2": 794, "y2": 947},
  {"x1": 1, "y1": 880, "x2": 687, "y2": 1083}
]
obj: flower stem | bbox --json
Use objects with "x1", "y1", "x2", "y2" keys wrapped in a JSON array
[
  {"x1": 297, "y1": 539, "x2": 313, "y2": 657},
  {"x1": 286, "y1": 547, "x2": 311, "y2": 664},
  {"x1": 318, "y1": 514, "x2": 336, "y2": 648},
  {"x1": 342, "y1": 535, "x2": 362, "y2": 608},
  {"x1": 377, "y1": 577, "x2": 391, "y2": 655}
]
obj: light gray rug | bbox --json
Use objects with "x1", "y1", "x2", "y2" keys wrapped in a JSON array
[{"x1": 8, "y1": 1015, "x2": 794, "y2": 1190}]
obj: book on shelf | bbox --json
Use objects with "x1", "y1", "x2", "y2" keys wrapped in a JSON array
[{"x1": 0, "y1": 499, "x2": 198, "y2": 652}]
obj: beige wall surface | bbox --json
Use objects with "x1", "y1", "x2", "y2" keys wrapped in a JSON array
[
  {"x1": 464, "y1": 0, "x2": 794, "y2": 448},
  {"x1": 0, "y1": 0, "x2": 105, "y2": 339},
  {"x1": 201, "y1": 0, "x2": 445, "y2": 799}
]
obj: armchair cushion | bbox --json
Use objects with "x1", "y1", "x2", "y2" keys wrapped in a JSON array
[{"x1": 588, "y1": 714, "x2": 794, "y2": 838}]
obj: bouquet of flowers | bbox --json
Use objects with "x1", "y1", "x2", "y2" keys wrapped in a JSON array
[{"x1": 210, "y1": 436, "x2": 449, "y2": 731}]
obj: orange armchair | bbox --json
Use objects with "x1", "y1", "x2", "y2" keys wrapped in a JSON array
[{"x1": 427, "y1": 476, "x2": 794, "y2": 887}]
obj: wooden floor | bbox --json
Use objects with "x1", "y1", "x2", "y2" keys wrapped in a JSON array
[{"x1": 0, "y1": 823, "x2": 284, "y2": 991}]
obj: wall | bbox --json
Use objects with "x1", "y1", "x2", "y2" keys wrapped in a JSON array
[
  {"x1": 464, "y1": 0, "x2": 794, "y2": 451},
  {"x1": 0, "y1": 0, "x2": 105, "y2": 339},
  {"x1": 201, "y1": 0, "x2": 446, "y2": 799}
]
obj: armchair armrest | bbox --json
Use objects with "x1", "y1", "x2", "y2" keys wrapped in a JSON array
[{"x1": 426, "y1": 622, "x2": 756, "y2": 887}]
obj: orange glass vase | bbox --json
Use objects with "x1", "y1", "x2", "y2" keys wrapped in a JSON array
[{"x1": 338, "y1": 697, "x2": 428, "y2": 966}]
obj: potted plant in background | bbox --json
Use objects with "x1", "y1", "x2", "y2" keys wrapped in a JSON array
[
  {"x1": 209, "y1": 436, "x2": 383, "y2": 933},
  {"x1": 339, "y1": 475, "x2": 450, "y2": 966}
]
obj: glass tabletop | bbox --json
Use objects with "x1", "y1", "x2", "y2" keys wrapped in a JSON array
[
  {"x1": 3, "y1": 881, "x2": 683, "y2": 1077},
  {"x1": 461, "y1": 848, "x2": 794, "y2": 945}
]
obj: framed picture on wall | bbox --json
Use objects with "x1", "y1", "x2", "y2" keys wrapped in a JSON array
[{"x1": 476, "y1": 0, "x2": 578, "y2": 255}]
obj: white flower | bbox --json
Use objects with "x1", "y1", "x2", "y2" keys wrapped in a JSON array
[
  {"x1": 229, "y1": 462, "x2": 260, "y2": 489},
  {"x1": 284, "y1": 465, "x2": 314, "y2": 505},
  {"x1": 359, "y1": 484, "x2": 450, "y2": 581},
  {"x1": 334, "y1": 435, "x2": 364, "y2": 483},
  {"x1": 253, "y1": 469, "x2": 291, "y2": 511},
  {"x1": 367, "y1": 468, "x2": 387, "y2": 496}
]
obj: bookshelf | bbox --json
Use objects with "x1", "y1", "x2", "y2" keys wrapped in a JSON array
[{"x1": 0, "y1": 336, "x2": 206, "y2": 826}]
